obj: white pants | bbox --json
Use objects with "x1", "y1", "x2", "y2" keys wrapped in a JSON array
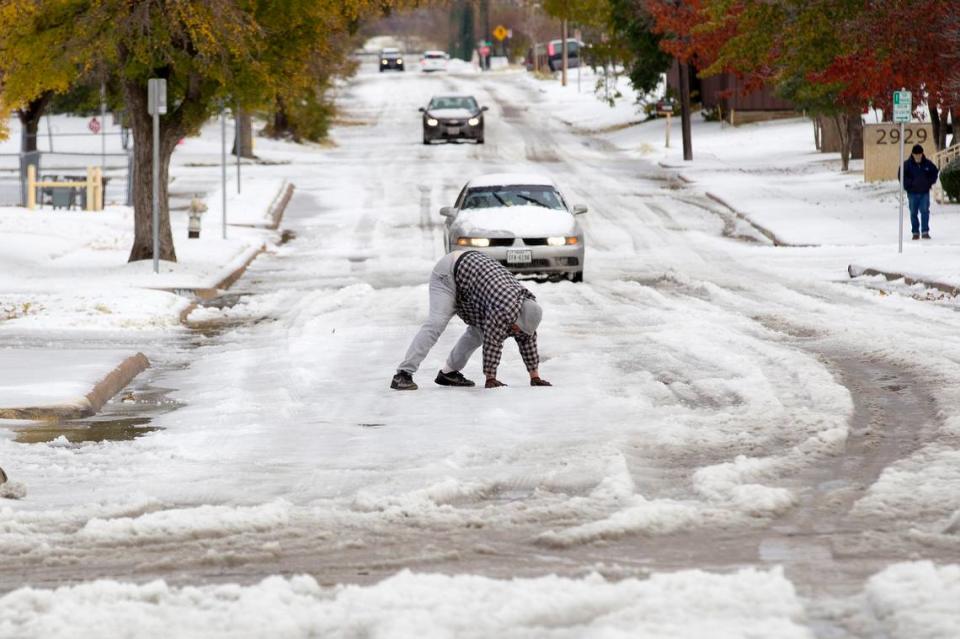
[{"x1": 397, "y1": 252, "x2": 484, "y2": 374}]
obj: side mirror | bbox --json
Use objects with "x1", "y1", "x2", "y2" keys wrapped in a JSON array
[
  {"x1": 439, "y1": 206, "x2": 455, "y2": 217},
  {"x1": 480, "y1": 106, "x2": 489, "y2": 112},
  {"x1": 572, "y1": 204, "x2": 588, "y2": 215},
  {"x1": 418, "y1": 107, "x2": 425, "y2": 113}
]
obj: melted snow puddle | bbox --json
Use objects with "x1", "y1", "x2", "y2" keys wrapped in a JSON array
[
  {"x1": 13, "y1": 380, "x2": 177, "y2": 444},
  {"x1": 15, "y1": 417, "x2": 158, "y2": 444}
]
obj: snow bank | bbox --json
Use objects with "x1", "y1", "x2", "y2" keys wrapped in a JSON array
[
  {"x1": 203, "y1": 177, "x2": 289, "y2": 228},
  {"x1": 0, "y1": 568, "x2": 812, "y2": 639},
  {"x1": 0, "y1": 349, "x2": 139, "y2": 410},
  {"x1": 865, "y1": 562, "x2": 960, "y2": 639}
]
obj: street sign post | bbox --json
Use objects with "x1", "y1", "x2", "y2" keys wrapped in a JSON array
[
  {"x1": 147, "y1": 78, "x2": 167, "y2": 274},
  {"x1": 894, "y1": 89, "x2": 912, "y2": 254},
  {"x1": 221, "y1": 107, "x2": 228, "y2": 240}
]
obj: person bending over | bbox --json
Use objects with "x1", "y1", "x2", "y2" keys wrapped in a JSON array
[{"x1": 391, "y1": 250, "x2": 551, "y2": 390}]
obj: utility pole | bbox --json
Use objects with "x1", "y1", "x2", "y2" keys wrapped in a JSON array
[
  {"x1": 678, "y1": 61, "x2": 693, "y2": 161},
  {"x1": 561, "y1": 19, "x2": 568, "y2": 87}
]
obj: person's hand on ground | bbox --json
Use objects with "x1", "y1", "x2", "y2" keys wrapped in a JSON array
[
  {"x1": 530, "y1": 377, "x2": 552, "y2": 386},
  {"x1": 485, "y1": 378, "x2": 506, "y2": 388}
]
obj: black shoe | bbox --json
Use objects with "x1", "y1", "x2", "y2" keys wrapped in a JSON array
[
  {"x1": 435, "y1": 370, "x2": 476, "y2": 387},
  {"x1": 912, "y1": 234, "x2": 920, "y2": 240},
  {"x1": 390, "y1": 371, "x2": 417, "y2": 390},
  {"x1": 922, "y1": 233, "x2": 931, "y2": 239}
]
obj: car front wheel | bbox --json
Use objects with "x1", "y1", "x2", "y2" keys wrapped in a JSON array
[{"x1": 569, "y1": 271, "x2": 583, "y2": 283}]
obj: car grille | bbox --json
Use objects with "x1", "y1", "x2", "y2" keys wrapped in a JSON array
[
  {"x1": 487, "y1": 238, "x2": 515, "y2": 247},
  {"x1": 443, "y1": 120, "x2": 463, "y2": 126},
  {"x1": 522, "y1": 238, "x2": 548, "y2": 246},
  {"x1": 499, "y1": 259, "x2": 551, "y2": 268}
]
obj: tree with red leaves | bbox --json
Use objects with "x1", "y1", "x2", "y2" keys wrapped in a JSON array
[{"x1": 816, "y1": 0, "x2": 956, "y2": 151}]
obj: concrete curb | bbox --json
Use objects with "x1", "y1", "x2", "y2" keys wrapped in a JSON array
[
  {"x1": 0, "y1": 352, "x2": 150, "y2": 421},
  {"x1": 703, "y1": 191, "x2": 803, "y2": 247},
  {"x1": 654, "y1": 161, "x2": 808, "y2": 248},
  {"x1": 267, "y1": 182, "x2": 295, "y2": 230},
  {"x1": 228, "y1": 181, "x2": 295, "y2": 230},
  {"x1": 848, "y1": 264, "x2": 960, "y2": 297},
  {"x1": 164, "y1": 180, "x2": 296, "y2": 304}
]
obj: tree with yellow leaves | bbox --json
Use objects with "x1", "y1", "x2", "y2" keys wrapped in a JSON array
[{"x1": 0, "y1": 0, "x2": 407, "y2": 262}]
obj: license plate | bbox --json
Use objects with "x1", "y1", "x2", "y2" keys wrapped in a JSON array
[
  {"x1": 506, "y1": 250, "x2": 532, "y2": 264},
  {"x1": 446, "y1": 127, "x2": 460, "y2": 135}
]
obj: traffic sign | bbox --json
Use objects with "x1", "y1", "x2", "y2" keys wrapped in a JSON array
[
  {"x1": 87, "y1": 117, "x2": 101, "y2": 134},
  {"x1": 493, "y1": 25, "x2": 508, "y2": 42},
  {"x1": 893, "y1": 90, "x2": 912, "y2": 123},
  {"x1": 148, "y1": 78, "x2": 167, "y2": 115}
]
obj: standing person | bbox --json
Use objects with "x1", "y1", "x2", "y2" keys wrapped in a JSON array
[
  {"x1": 391, "y1": 250, "x2": 552, "y2": 390},
  {"x1": 901, "y1": 144, "x2": 940, "y2": 240}
]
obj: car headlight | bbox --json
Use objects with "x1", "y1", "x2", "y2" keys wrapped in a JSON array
[
  {"x1": 468, "y1": 117, "x2": 480, "y2": 126},
  {"x1": 547, "y1": 237, "x2": 579, "y2": 246},
  {"x1": 456, "y1": 237, "x2": 490, "y2": 247},
  {"x1": 397, "y1": 58, "x2": 404, "y2": 64},
  {"x1": 381, "y1": 59, "x2": 388, "y2": 65},
  {"x1": 426, "y1": 118, "x2": 439, "y2": 127}
]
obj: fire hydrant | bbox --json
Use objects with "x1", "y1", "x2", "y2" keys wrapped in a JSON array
[{"x1": 188, "y1": 196, "x2": 207, "y2": 239}]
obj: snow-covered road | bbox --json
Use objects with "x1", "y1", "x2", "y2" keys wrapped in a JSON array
[{"x1": 2, "y1": 67, "x2": 959, "y2": 636}]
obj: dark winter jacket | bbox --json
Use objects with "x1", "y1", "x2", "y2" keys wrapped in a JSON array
[{"x1": 901, "y1": 157, "x2": 940, "y2": 194}]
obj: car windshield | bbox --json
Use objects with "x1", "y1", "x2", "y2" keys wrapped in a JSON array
[
  {"x1": 462, "y1": 186, "x2": 566, "y2": 211},
  {"x1": 429, "y1": 96, "x2": 478, "y2": 111}
]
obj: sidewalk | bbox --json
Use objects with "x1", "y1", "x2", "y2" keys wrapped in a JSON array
[
  {"x1": 0, "y1": 350, "x2": 148, "y2": 420},
  {"x1": 0, "y1": 161, "x2": 294, "y2": 421}
]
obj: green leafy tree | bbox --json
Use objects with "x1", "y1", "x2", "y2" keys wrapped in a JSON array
[{"x1": 699, "y1": 0, "x2": 864, "y2": 169}]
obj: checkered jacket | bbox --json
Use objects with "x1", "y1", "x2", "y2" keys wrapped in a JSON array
[{"x1": 454, "y1": 251, "x2": 539, "y2": 377}]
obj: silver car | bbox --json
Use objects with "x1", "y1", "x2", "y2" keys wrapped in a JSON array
[{"x1": 441, "y1": 174, "x2": 587, "y2": 282}]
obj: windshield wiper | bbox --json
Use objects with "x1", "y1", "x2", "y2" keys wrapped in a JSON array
[
  {"x1": 492, "y1": 192, "x2": 508, "y2": 207},
  {"x1": 517, "y1": 194, "x2": 550, "y2": 209}
]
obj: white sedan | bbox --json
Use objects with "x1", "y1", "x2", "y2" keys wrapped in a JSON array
[
  {"x1": 420, "y1": 50, "x2": 449, "y2": 72},
  {"x1": 441, "y1": 174, "x2": 587, "y2": 282}
]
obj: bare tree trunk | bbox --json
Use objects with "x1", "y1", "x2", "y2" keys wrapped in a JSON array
[
  {"x1": 231, "y1": 108, "x2": 254, "y2": 158},
  {"x1": 950, "y1": 107, "x2": 960, "y2": 146},
  {"x1": 16, "y1": 92, "x2": 52, "y2": 153},
  {"x1": 834, "y1": 113, "x2": 850, "y2": 171},
  {"x1": 124, "y1": 79, "x2": 177, "y2": 263},
  {"x1": 930, "y1": 105, "x2": 945, "y2": 151},
  {"x1": 267, "y1": 96, "x2": 297, "y2": 141},
  {"x1": 847, "y1": 113, "x2": 863, "y2": 160},
  {"x1": 679, "y1": 61, "x2": 693, "y2": 161}
]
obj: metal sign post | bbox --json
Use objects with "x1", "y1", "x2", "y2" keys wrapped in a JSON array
[
  {"x1": 100, "y1": 81, "x2": 107, "y2": 168},
  {"x1": 236, "y1": 104, "x2": 241, "y2": 194},
  {"x1": 221, "y1": 107, "x2": 228, "y2": 239},
  {"x1": 147, "y1": 78, "x2": 167, "y2": 274},
  {"x1": 893, "y1": 89, "x2": 912, "y2": 254}
]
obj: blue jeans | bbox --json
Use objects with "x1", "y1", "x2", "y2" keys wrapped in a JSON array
[{"x1": 907, "y1": 192, "x2": 930, "y2": 235}]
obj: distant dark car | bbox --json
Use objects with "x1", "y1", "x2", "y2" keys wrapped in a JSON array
[
  {"x1": 525, "y1": 39, "x2": 581, "y2": 72},
  {"x1": 420, "y1": 95, "x2": 488, "y2": 145},
  {"x1": 379, "y1": 48, "x2": 404, "y2": 72}
]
